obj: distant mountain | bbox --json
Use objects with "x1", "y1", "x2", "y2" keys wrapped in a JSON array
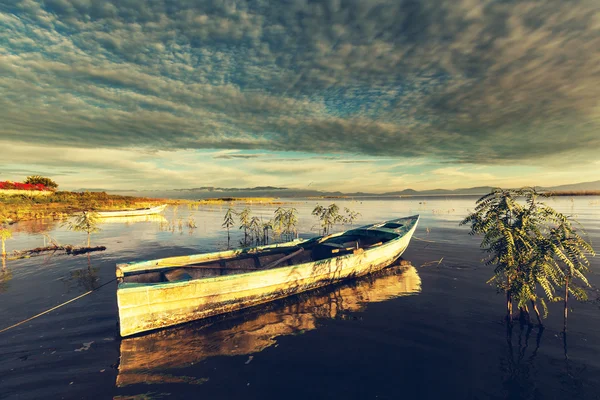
[
  {"x1": 383, "y1": 186, "x2": 496, "y2": 196},
  {"x1": 172, "y1": 186, "x2": 288, "y2": 192},
  {"x1": 541, "y1": 180, "x2": 600, "y2": 192},
  {"x1": 104, "y1": 180, "x2": 600, "y2": 200},
  {"x1": 384, "y1": 188, "x2": 421, "y2": 196}
]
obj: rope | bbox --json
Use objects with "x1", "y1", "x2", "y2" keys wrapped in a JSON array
[
  {"x1": 413, "y1": 236, "x2": 437, "y2": 243},
  {"x1": 0, "y1": 278, "x2": 117, "y2": 334},
  {"x1": 413, "y1": 236, "x2": 452, "y2": 243}
]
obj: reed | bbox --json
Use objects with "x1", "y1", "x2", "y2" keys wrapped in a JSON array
[{"x1": 312, "y1": 203, "x2": 360, "y2": 235}]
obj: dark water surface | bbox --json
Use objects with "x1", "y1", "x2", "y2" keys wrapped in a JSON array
[{"x1": 1, "y1": 197, "x2": 599, "y2": 400}]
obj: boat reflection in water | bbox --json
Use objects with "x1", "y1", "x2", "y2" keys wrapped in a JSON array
[{"x1": 116, "y1": 261, "x2": 421, "y2": 387}]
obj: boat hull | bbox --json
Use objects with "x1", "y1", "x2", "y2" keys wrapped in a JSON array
[
  {"x1": 97, "y1": 204, "x2": 167, "y2": 218},
  {"x1": 117, "y1": 217, "x2": 418, "y2": 337},
  {"x1": 116, "y1": 264, "x2": 421, "y2": 387}
]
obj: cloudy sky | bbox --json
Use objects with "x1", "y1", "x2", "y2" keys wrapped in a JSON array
[{"x1": 1, "y1": 0, "x2": 599, "y2": 192}]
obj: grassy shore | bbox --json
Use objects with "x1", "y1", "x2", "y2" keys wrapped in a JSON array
[
  {"x1": 0, "y1": 193, "x2": 289, "y2": 224},
  {"x1": 0, "y1": 191, "x2": 165, "y2": 223}
]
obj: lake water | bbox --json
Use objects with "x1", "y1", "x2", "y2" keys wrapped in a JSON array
[{"x1": 1, "y1": 196, "x2": 599, "y2": 400}]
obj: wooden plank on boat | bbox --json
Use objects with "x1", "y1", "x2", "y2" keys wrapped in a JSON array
[
  {"x1": 187, "y1": 263, "x2": 258, "y2": 271},
  {"x1": 262, "y1": 248, "x2": 304, "y2": 270}
]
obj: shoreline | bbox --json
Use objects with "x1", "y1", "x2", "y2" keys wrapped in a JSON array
[
  {"x1": 2, "y1": 191, "x2": 599, "y2": 224},
  {"x1": 0, "y1": 193, "x2": 292, "y2": 224},
  {"x1": 0, "y1": 192, "x2": 165, "y2": 224}
]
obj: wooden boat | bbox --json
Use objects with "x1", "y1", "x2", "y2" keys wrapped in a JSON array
[
  {"x1": 96, "y1": 204, "x2": 167, "y2": 218},
  {"x1": 116, "y1": 215, "x2": 419, "y2": 337},
  {"x1": 116, "y1": 263, "x2": 421, "y2": 387},
  {"x1": 97, "y1": 214, "x2": 168, "y2": 225}
]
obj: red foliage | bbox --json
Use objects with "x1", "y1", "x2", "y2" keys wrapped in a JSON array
[{"x1": 0, "y1": 181, "x2": 49, "y2": 191}]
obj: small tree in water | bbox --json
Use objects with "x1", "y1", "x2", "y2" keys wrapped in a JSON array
[
  {"x1": 273, "y1": 207, "x2": 287, "y2": 240},
  {"x1": 261, "y1": 220, "x2": 273, "y2": 245},
  {"x1": 312, "y1": 204, "x2": 344, "y2": 235},
  {"x1": 272, "y1": 207, "x2": 298, "y2": 242},
  {"x1": 65, "y1": 211, "x2": 101, "y2": 247},
  {"x1": 461, "y1": 188, "x2": 595, "y2": 328},
  {"x1": 546, "y1": 217, "x2": 595, "y2": 330},
  {"x1": 238, "y1": 207, "x2": 252, "y2": 246},
  {"x1": 222, "y1": 208, "x2": 235, "y2": 247},
  {"x1": 249, "y1": 216, "x2": 261, "y2": 245},
  {"x1": 284, "y1": 208, "x2": 298, "y2": 240},
  {"x1": 0, "y1": 227, "x2": 12, "y2": 258},
  {"x1": 343, "y1": 208, "x2": 361, "y2": 226}
]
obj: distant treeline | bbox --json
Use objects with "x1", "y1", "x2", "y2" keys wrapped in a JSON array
[
  {"x1": 198, "y1": 197, "x2": 281, "y2": 204},
  {"x1": 545, "y1": 190, "x2": 600, "y2": 196}
]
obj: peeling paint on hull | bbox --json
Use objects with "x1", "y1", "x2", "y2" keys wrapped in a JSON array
[{"x1": 116, "y1": 216, "x2": 419, "y2": 337}]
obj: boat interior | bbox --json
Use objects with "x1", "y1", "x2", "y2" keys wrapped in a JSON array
[{"x1": 121, "y1": 228, "x2": 400, "y2": 284}]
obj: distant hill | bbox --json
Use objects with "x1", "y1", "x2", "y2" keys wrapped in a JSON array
[
  {"x1": 383, "y1": 186, "x2": 496, "y2": 196},
  {"x1": 540, "y1": 180, "x2": 600, "y2": 192},
  {"x1": 103, "y1": 180, "x2": 600, "y2": 200},
  {"x1": 171, "y1": 186, "x2": 288, "y2": 192}
]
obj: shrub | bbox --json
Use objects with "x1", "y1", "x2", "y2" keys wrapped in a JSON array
[{"x1": 24, "y1": 176, "x2": 58, "y2": 189}]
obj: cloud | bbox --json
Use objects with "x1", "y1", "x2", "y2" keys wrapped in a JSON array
[
  {"x1": 432, "y1": 167, "x2": 495, "y2": 181},
  {"x1": 213, "y1": 154, "x2": 263, "y2": 160},
  {"x1": 0, "y1": 0, "x2": 599, "y2": 171}
]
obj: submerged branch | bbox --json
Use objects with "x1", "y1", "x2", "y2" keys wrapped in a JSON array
[{"x1": 10, "y1": 244, "x2": 107, "y2": 259}]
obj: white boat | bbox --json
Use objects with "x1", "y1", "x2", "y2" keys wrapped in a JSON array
[
  {"x1": 97, "y1": 214, "x2": 168, "y2": 224},
  {"x1": 96, "y1": 204, "x2": 167, "y2": 218},
  {"x1": 116, "y1": 215, "x2": 419, "y2": 337},
  {"x1": 116, "y1": 263, "x2": 421, "y2": 386}
]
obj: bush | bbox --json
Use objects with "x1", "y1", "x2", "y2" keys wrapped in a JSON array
[
  {"x1": 0, "y1": 181, "x2": 48, "y2": 191},
  {"x1": 24, "y1": 176, "x2": 58, "y2": 189}
]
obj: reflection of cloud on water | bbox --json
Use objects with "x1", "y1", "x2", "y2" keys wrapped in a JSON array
[
  {"x1": 8, "y1": 219, "x2": 60, "y2": 235},
  {"x1": 62, "y1": 256, "x2": 100, "y2": 292},
  {"x1": 116, "y1": 264, "x2": 421, "y2": 387}
]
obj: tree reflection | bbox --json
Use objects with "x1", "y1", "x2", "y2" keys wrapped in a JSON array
[
  {"x1": 501, "y1": 323, "x2": 589, "y2": 399},
  {"x1": 501, "y1": 322, "x2": 544, "y2": 399},
  {"x1": 8, "y1": 219, "x2": 59, "y2": 235},
  {"x1": 560, "y1": 332, "x2": 585, "y2": 399},
  {"x1": 0, "y1": 257, "x2": 12, "y2": 293},
  {"x1": 64, "y1": 254, "x2": 100, "y2": 291}
]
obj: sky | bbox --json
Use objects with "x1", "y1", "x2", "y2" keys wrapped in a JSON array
[{"x1": 1, "y1": 0, "x2": 599, "y2": 192}]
